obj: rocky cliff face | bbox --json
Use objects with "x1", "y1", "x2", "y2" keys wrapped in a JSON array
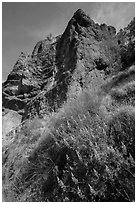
[
  {"x1": 2, "y1": 9, "x2": 135, "y2": 123},
  {"x1": 2, "y1": 9, "x2": 135, "y2": 202}
]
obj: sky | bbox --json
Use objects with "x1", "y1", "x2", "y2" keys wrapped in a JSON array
[{"x1": 2, "y1": 2, "x2": 135, "y2": 81}]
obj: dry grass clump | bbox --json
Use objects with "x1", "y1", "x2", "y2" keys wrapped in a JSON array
[
  {"x1": 107, "y1": 106, "x2": 135, "y2": 159},
  {"x1": 3, "y1": 87, "x2": 135, "y2": 201},
  {"x1": 101, "y1": 65, "x2": 135, "y2": 95},
  {"x1": 2, "y1": 117, "x2": 52, "y2": 201},
  {"x1": 110, "y1": 81, "x2": 135, "y2": 106}
]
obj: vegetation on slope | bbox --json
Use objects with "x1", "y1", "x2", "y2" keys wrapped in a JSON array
[
  {"x1": 2, "y1": 10, "x2": 135, "y2": 202},
  {"x1": 2, "y1": 65, "x2": 135, "y2": 201}
]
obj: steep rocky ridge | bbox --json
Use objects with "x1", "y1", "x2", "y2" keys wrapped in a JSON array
[
  {"x1": 2, "y1": 9, "x2": 135, "y2": 129},
  {"x1": 2, "y1": 9, "x2": 135, "y2": 202}
]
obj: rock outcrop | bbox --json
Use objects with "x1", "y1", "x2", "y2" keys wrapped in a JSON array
[
  {"x1": 2, "y1": 9, "x2": 135, "y2": 122},
  {"x1": 2, "y1": 9, "x2": 135, "y2": 202}
]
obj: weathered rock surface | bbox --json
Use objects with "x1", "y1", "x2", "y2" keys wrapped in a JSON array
[
  {"x1": 2, "y1": 109, "x2": 22, "y2": 140},
  {"x1": 2, "y1": 9, "x2": 135, "y2": 122},
  {"x1": 2, "y1": 9, "x2": 135, "y2": 202}
]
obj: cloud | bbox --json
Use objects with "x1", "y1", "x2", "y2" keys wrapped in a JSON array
[{"x1": 90, "y1": 2, "x2": 135, "y2": 31}]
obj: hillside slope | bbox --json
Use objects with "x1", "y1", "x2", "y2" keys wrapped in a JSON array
[{"x1": 2, "y1": 9, "x2": 135, "y2": 202}]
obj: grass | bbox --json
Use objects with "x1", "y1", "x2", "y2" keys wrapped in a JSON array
[
  {"x1": 107, "y1": 106, "x2": 135, "y2": 159},
  {"x1": 110, "y1": 81, "x2": 135, "y2": 106},
  {"x1": 2, "y1": 69, "x2": 135, "y2": 201}
]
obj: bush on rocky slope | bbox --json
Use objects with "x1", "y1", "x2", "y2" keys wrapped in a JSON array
[
  {"x1": 3, "y1": 83, "x2": 135, "y2": 201},
  {"x1": 2, "y1": 9, "x2": 135, "y2": 202}
]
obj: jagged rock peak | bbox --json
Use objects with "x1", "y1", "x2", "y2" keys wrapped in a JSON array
[
  {"x1": 72, "y1": 8, "x2": 94, "y2": 27},
  {"x1": 2, "y1": 11, "x2": 135, "y2": 122}
]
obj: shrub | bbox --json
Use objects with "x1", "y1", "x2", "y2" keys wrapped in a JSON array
[
  {"x1": 110, "y1": 81, "x2": 135, "y2": 106},
  {"x1": 3, "y1": 86, "x2": 135, "y2": 202},
  {"x1": 107, "y1": 106, "x2": 135, "y2": 159}
]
